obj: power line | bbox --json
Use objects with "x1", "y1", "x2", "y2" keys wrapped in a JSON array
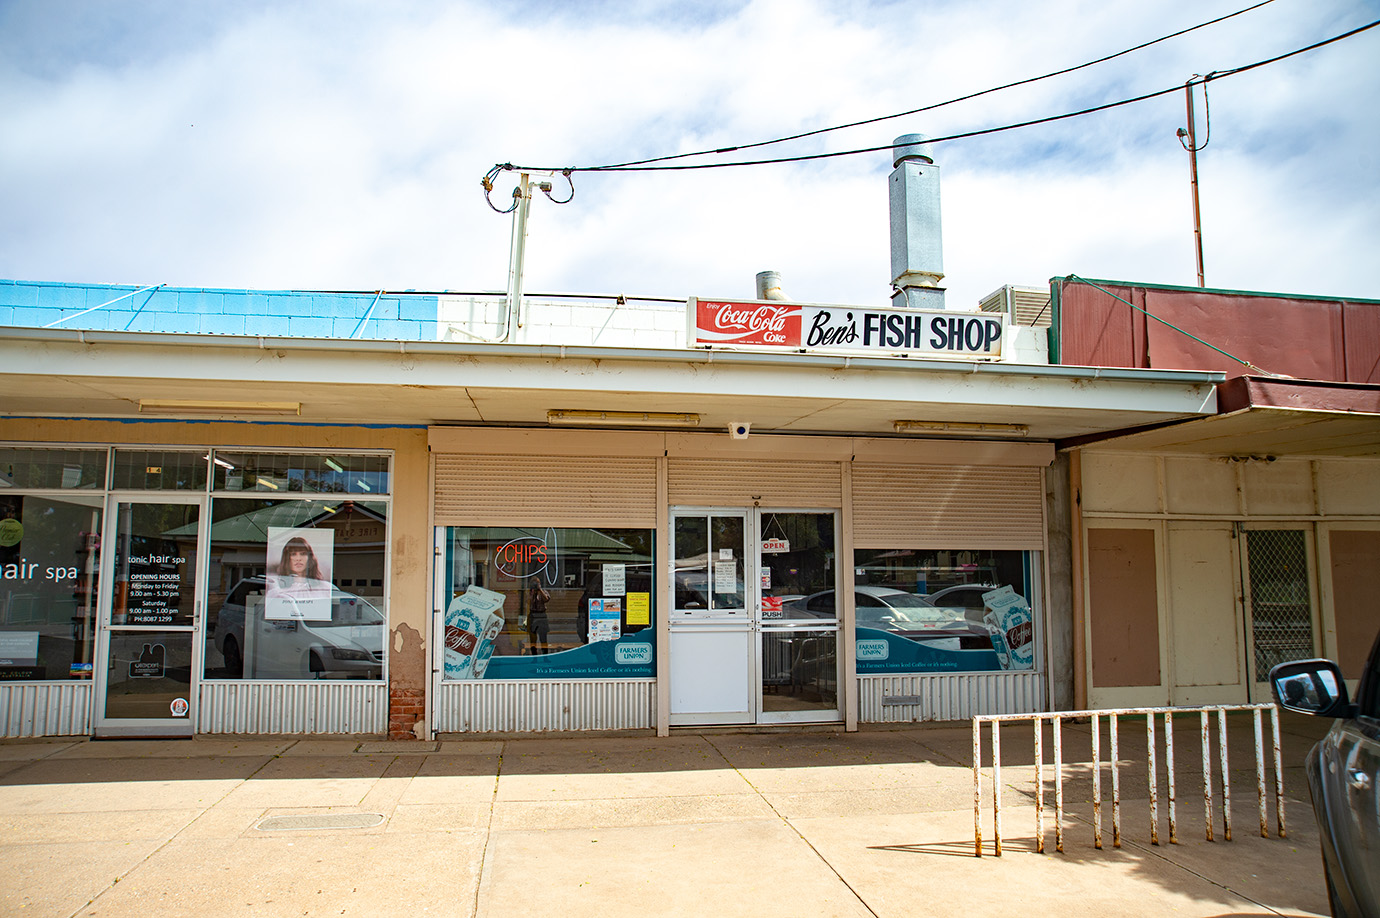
[
  {"x1": 597, "y1": 0, "x2": 1279, "y2": 171},
  {"x1": 494, "y1": 16, "x2": 1378, "y2": 177}
]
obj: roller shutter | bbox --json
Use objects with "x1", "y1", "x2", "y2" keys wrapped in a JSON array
[
  {"x1": 434, "y1": 454, "x2": 658, "y2": 527},
  {"x1": 852, "y1": 463, "x2": 1044, "y2": 549},
  {"x1": 667, "y1": 459, "x2": 842, "y2": 507}
]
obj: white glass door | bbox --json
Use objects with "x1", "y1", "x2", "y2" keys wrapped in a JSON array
[
  {"x1": 93, "y1": 497, "x2": 206, "y2": 737},
  {"x1": 668, "y1": 508, "x2": 841, "y2": 726},
  {"x1": 668, "y1": 509, "x2": 753, "y2": 725}
]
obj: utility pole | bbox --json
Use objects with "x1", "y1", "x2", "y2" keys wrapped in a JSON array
[
  {"x1": 482, "y1": 166, "x2": 570, "y2": 341},
  {"x1": 505, "y1": 172, "x2": 535, "y2": 340},
  {"x1": 1177, "y1": 78, "x2": 1207, "y2": 288}
]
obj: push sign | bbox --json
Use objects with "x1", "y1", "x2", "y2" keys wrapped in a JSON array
[{"x1": 690, "y1": 298, "x2": 1005, "y2": 359}]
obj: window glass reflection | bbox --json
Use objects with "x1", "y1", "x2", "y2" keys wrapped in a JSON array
[
  {"x1": 111, "y1": 451, "x2": 208, "y2": 491},
  {"x1": 212, "y1": 453, "x2": 389, "y2": 495},
  {"x1": 0, "y1": 448, "x2": 106, "y2": 490},
  {"x1": 440, "y1": 527, "x2": 655, "y2": 680},
  {"x1": 0, "y1": 494, "x2": 102, "y2": 680},
  {"x1": 203, "y1": 498, "x2": 387, "y2": 681},
  {"x1": 852, "y1": 549, "x2": 1038, "y2": 674},
  {"x1": 761, "y1": 629, "x2": 837, "y2": 714}
]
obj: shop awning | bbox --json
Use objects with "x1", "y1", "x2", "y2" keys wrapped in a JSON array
[{"x1": 0, "y1": 326, "x2": 1224, "y2": 443}]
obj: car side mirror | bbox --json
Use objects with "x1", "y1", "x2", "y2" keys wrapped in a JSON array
[{"x1": 1268, "y1": 659, "x2": 1353, "y2": 718}]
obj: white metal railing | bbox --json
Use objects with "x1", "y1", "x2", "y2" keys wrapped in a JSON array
[{"x1": 972, "y1": 704, "x2": 1285, "y2": 856}]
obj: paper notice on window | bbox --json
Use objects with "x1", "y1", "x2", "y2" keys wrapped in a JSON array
[
  {"x1": 714, "y1": 560, "x2": 738, "y2": 594},
  {"x1": 589, "y1": 598, "x2": 621, "y2": 642},
  {"x1": 0, "y1": 631, "x2": 39, "y2": 666},
  {"x1": 626, "y1": 592, "x2": 650, "y2": 626},
  {"x1": 602, "y1": 563, "x2": 626, "y2": 596}
]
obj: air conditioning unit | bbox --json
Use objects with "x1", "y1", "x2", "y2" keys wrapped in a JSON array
[{"x1": 979, "y1": 285, "x2": 1051, "y2": 328}]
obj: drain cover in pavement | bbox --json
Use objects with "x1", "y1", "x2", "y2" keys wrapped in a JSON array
[
  {"x1": 257, "y1": 813, "x2": 385, "y2": 832},
  {"x1": 356, "y1": 741, "x2": 439, "y2": 754}
]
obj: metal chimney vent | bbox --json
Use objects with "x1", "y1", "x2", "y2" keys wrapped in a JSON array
[
  {"x1": 889, "y1": 134, "x2": 946, "y2": 310},
  {"x1": 755, "y1": 271, "x2": 787, "y2": 301}
]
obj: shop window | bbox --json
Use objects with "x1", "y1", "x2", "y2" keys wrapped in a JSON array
[
  {"x1": 0, "y1": 447, "x2": 107, "y2": 490},
  {"x1": 212, "y1": 452, "x2": 389, "y2": 495},
  {"x1": 203, "y1": 498, "x2": 388, "y2": 681},
  {"x1": 852, "y1": 548, "x2": 1038, "y2": 674},
  {"x1": 111, "y1": 450, "x2": 209, "y2": 490},
  {"x1": 439, "y1": 527, "x2": 655, "y2": 680},
  {"x1": 0, "y1": 494, "x2": 102, "y2": 680}
]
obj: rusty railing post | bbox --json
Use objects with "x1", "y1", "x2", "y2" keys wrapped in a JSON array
[
  {"x1": 973, "y1": 716, "x2": 983, "y2": 857},
  {"x1": 1110, "y1": 713, "x2": 1122, "y2": 848},
  {"x1": 1271, "y1": 705, "x2": 1286, "y2": 838},
  {"x1": 1202, "y1": 710, "x2": 1215, "y2": 842},
  {"x1": 1054, "y1": 714, "x2": 1064, "y2": 854},
  {"x1": 993, "y1": 719, "x2": 1003, "y2": 856},
  {"x1": 1254, "y1": 707, "x2": 1268, "y2": 838},
  {"x1": 1218, "y1": 707, "x2": 1232, "y2": 842},
  {"x1": 1035, "y1": 717, "x2": 1045, "y2": 854},
  {"x1": 1147, "y1": 713, "x2": 1159, "y2": 845},
  {"x1": 1166, "y1": 712, "x2": 1178, "y2": 844},
  {"x1": 1091, "y1": 712, "x2": 1102, "y2": 849}
]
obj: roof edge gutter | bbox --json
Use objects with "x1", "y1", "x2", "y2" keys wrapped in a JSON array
[{"x1": 0, "y1": 325, "x2": 1227, "y2": 387}]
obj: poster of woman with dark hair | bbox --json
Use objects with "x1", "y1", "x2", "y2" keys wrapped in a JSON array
[{"x1": 265, "y1": 527, "x2": 333, "y2": 621}]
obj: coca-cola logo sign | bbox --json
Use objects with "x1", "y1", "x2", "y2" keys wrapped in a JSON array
[
  {"x1": 689, "y1": 298, "x2": 1004, "y2": 359},
  {"x1": 694, "y1": 300, "x2": 800, "y2": 347}
]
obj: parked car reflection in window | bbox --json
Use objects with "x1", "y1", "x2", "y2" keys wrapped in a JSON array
[
  {"x1": 210, "y1": 576, "x2": 384, "y2": 680},
  {"x1": 790, "y1": 586, "x2": 993, "y2": 649}
]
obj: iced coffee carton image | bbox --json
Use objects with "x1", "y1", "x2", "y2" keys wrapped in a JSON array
[
  {"x1": 444, "y1": 586, "x2": 507, "y2": 680},
  {"x1": 981, "y1": 585, "x2": 1034, "y2": 671},
  {"x1": 470, "y1": 607, "x2": 505, "y2": 679}
]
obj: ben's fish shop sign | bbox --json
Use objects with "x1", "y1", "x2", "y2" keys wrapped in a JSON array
[{"x1": 689, "y1": 298, "x2": 1004, "y2": 359}]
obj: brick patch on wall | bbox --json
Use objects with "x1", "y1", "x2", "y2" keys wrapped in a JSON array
[{"x1": 388, "y1": 687, "x2": 425, "y2": 740}]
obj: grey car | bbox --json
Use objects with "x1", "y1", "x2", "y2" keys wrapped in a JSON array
[
  {"x1": 1269, "y1": 629, "x2": 1380, "y2": 918},
  {"x1": 212, "y1": 576, "x2": 384, "y2": 680}
]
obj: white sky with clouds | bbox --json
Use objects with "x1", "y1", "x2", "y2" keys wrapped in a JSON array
[{"x1": 2, "y1": 0, "x2": 1377, "y2": 311}]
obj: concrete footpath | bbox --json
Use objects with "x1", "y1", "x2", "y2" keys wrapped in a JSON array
[{"x1": 0, "y1": 712, "x2": 1334, "y2": 918}]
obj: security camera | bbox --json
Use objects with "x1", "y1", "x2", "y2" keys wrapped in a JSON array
[{"x1": 730, "y1": 422, "x2": 751, "y2": 440}]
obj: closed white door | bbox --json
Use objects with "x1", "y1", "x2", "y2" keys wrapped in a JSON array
[
  {"x1": 1167, "y1": 522, "x2": 1247, "y2": 706},
  {"x1": 668, "y1": 509, "x2": 752, "y2": 725}
]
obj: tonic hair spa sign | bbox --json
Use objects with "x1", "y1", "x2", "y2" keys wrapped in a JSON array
[
  {"x1": 124, "y1": 554, "x2": 187, "y2": 625},
  {"x1": 689, "y1": 298, "x2": 1005, "y2": 359}
]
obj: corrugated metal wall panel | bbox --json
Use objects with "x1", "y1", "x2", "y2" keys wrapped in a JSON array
[
  {"x1": 668, "y1": 459, "x2": 842, "y2": 507},
  {"x1": 852, "y1": 464, "x2": 1044, "y2": 548},
  {"x1": 434, "y1": 455, "x2": 658, "y2": 526},
  {"x1": 0, "y1": 683, "x2": 91, "y2": 737},
  {"x1": 1054, "y1": 279, "x2": 1148, "y2": 369},
  {"x1": 435, "y1": 680, "x2": 654, "y2": 733},
  {"x1": 1344, "y1": 301, "x2": 1380, "y2": 383},
  {"x1": 197, "y1": 682, "x2": 388, "y2": 734},
  {"x1": 858, "y1": 672, "x2": 1044, "y2": 722}
]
